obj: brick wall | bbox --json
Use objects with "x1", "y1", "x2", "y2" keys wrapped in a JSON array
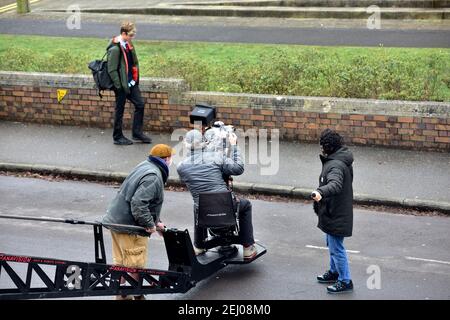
[
  {"x1": 0, "y1": 86, "x2": 176, "y2": 129},
  {"x1": 217, "y1": 110, "x2": 449, "y2": 150},
  {"x1": 0, "y1": 72, "x2": 449, "y2": 152}
]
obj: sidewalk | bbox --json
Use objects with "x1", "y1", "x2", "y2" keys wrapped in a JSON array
[
  {"x1": 2, "y1": 0, "x2": 450, "y2": 31},
  {"x1": 20, "y1": 0, "x2": 450, "y2": 21},
  {"x1": 0, "y1": 121, "x2": 449, "y2": 208}
]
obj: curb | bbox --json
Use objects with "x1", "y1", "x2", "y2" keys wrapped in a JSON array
[
  {"x1": 1, "y1": 162, "x2": 449, "y2": 214},
  {"x1": 46, "y1": 7, "x2": 450, "y2": 20}
]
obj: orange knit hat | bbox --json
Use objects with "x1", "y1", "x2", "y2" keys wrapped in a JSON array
[{"x1": 149, "y1": 144, "x2": 175, "y2": 158}]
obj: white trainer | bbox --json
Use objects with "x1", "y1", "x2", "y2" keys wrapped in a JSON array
[{"x1": 243, "y1": 245, "x2": 257, "y2": 260}]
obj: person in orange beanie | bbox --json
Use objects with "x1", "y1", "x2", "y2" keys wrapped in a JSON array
[{"x1": 102, "y1": 144, "x2": 175, "y2": 300}]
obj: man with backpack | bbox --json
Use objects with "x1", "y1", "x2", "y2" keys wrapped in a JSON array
[{"x1": 107, "y1": 21, "x2": 151, "y2": 145}]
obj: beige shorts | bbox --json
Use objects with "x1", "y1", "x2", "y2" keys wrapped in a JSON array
[{"x1": 110, "y1": 231, "x2": 149, "y2": 268}]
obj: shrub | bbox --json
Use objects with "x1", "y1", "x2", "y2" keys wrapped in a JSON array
[{"x1": 1, "y1": 37, "x2": 448, "y2": 101}]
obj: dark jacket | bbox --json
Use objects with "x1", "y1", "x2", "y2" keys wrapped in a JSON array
[
  {"x1": 314, "y1": 147, "x2": 354, "y2": 237},
  {"x1": 102, "y1": 159, "x2": 167, "y2": 236},
  {"x1": 106, "y1": 36, "x2": 140, "y2": 94}
]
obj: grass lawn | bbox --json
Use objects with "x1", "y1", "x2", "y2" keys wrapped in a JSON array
[{"x1": 0, "y1": 34, "x2": 449, "y2": 101}]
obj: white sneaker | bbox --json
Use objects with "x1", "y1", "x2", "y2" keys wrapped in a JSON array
[
  {"x1": 193, "y1": 246, "x2": 206, "y2": 255},
  {"x1": 243, "y1": 244, "x2": 257, "y2": 260}
]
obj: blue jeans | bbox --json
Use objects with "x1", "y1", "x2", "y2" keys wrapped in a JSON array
[{"x1": 326, "y1": 234, "x2": 351, "y2": 283}]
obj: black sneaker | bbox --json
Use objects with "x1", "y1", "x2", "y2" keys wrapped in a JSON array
[
  {"x1": 317, "y1": 270, "x2": 339, "y2": 283},
  {"x1": 114, "y1": 136, "x2": 133, "y2": 145},
  {"x1": 132, "y1": 133, "x2": 152, "y2": 144},
  {"x1": 327, "y1": 280, "x2": 354, "y2": 294}
]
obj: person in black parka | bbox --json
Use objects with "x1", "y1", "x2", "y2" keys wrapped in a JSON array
[{"x1": 312, "y1": 129, "x2": 354, "y2": 294}]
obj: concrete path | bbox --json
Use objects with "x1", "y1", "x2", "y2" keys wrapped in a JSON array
[{"x1": 0, "y1": 121, "x2": 449, "y2": 203}]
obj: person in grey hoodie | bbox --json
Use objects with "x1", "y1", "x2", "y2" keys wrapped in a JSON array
[
  {"x1": 311, "y1": 129, "x2": 354, "y2": 294},
  {"x1": 102, "y1": 144, "x2": 174, "y2": 300},
  {"x1": 177, "y1": 129, "x2": 257, "y2": 260}
]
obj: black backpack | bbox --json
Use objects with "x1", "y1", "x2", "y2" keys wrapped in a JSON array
[{"x1": 88, "y1": 51, "x2": 114, "y2": 98}]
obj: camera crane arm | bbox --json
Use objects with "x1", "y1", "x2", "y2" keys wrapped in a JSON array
[{"x1": 0, "y1": 213, "x2": 266, "y2": 300}]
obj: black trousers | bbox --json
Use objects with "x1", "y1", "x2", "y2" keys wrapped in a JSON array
[
  {"x1": 113, "y1": 85, "x2": 145, "y2": 140},
  {"x1": 194, "y1": 197, "x2": 255, "y2": 248}
]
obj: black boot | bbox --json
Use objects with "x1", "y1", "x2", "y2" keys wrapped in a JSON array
[
  {"x1": 317, "y1": 270, "x2": 339, "y2": 283},
  {"x1": 114, "y1": 136, "x2": 133, "y2": 145},
  {"x1": 327, "y1": 280, "x2": 354, "y2": 294},
  {"x1": 132, "y1": 132, "x2": 152, "y2": 144}
]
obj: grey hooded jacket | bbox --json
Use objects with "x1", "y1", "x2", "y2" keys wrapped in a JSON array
[
  {"x1": 177, "y1": 145, "x2": 244, "y2": 211},
  {"x1": 102, "y1": 159, "x2": 165, "y2": 236}
]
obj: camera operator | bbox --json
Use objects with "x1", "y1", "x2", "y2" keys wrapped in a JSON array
[{"x1": 177, "y1": 129, "x2": 257, "y2": 259}]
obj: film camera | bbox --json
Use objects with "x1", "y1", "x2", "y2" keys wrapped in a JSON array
[
  {"x1": 189, "y1": 103, "x2": 237, "y2": 186},
  {"x1": 189, "y1": 103, "x2": 217, "y2": 127},
  {"x1": 190, "y1": 103, "x2": 235, "y2": 131},
  {"x1": 190, "y1": 104, "x2": 235, "y2": 151}
]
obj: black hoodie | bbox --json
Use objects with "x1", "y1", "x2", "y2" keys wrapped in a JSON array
[{"x1": 314, "y1": 146, "x2": 354, "y2": 237}]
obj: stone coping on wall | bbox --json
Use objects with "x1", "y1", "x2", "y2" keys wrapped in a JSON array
[
  {"x1": 0, "y1": 71, "x2": 189, "y2": 93},
  {"x1": 182, "y1": 91, "x2": 450, "y2": 118}
]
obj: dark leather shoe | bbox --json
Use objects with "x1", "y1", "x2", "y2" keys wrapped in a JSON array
[
  {"x1": 317, "y1": 270, "x2": 339, "y2": 283},
  {"x1": 114, "y1": 136, "x2": 133, "y2": 145},
  {"x1": 132, "y1": 133, "x2": 152, "y2": 144}
]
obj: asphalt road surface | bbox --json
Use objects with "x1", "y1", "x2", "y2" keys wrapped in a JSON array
[
  {"x1": 0, "y1": 175, "x2": 449, "y2": 300},
  {"x1": 0, "y1": 18, "x2": 449, "y2": 47}
]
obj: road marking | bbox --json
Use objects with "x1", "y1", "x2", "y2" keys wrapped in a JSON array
[
  {"x1": 305, "y1": 245, "x2": 360, "y2": 254},
  {"x1": 0, "y1": 3, "x2": 16, "y2": 12},
  {"x1": 305, "y1": 248, "x2": 448, "y2": 264},
  {"x1": 405, "y1": 256, "x2": 450, "y2": 266},
  {"x1": 0, "y1": 0, "x2": 40, "y2": 13}
]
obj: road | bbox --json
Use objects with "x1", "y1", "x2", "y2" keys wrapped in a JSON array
[
  {"x1": 0, "y1": 175, "x2": 449, "y2": 300},
  {"x1": 1, "y1": 17, "x2": 449, "y2": 47}
]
